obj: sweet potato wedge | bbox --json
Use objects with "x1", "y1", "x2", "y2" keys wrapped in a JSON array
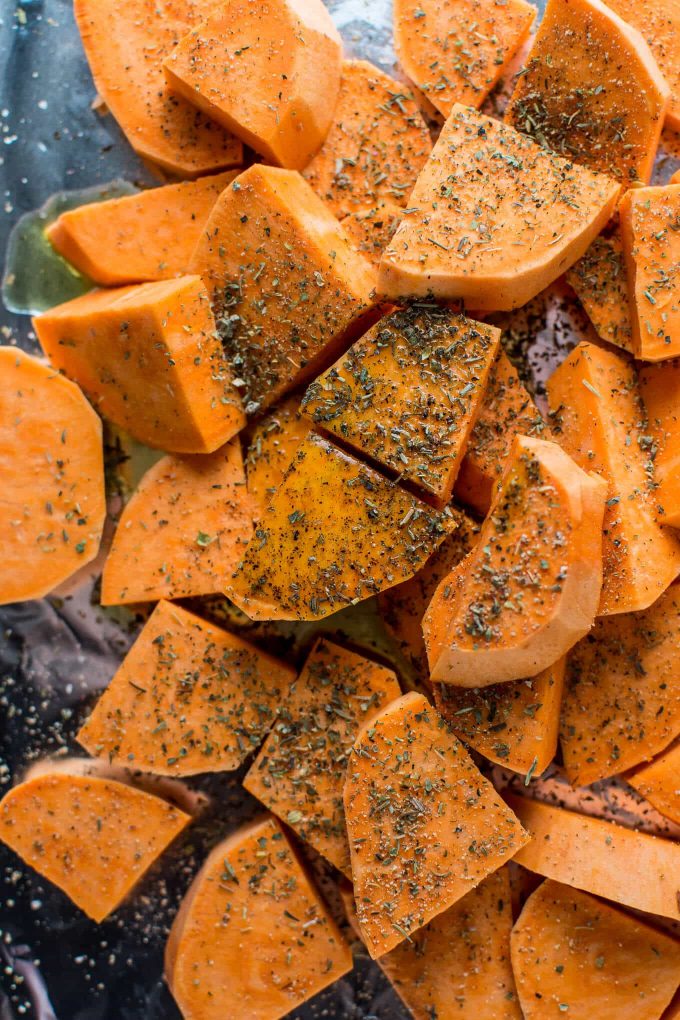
[
  {"x1": 565, "y1": 230, "x2": 634, "y2": 352},
  {"x1": 547, "y1": 341, "x2": 680, "y2": 614},
  {"x1": 244, "y1": 639, "x2": 400, "y2": 877},
  {"x1": 378, "y1": 105, "x2": 620, "y2": 310},
  {"x1": 345, "y1": 691, "x2": 529, "y2": 958},
  {"x1": 78, "y1": 599, "x2": 295, "y2": 775},
  {"x1": 423, "y1": 434, "x2": 607, "y2": 687},
  {"x1": 165, "y1": 816, "x2": 353, "y2": 1020},
  {"x1": 341, "y1": 202, "x2": 403, "y2": 267},
  {"x1": 34, "y1": 276, "x2": 245, "y2": 454},
  {"x1": 245, "y1": 396, "x2": 311, "y2": 519},
  {"x1": 640, "y1": 360, "x2": 680, "y2": 527},
  {"x1": 629, "y1": 744, "x2": 680, "y2": 827},
  {"x1": 511, "y1": 878, "x2": 680, "y2": 1020},
  {"x1": 101, "y1": 439, "x2": 253, "y2": 605},
  {"x1": 0, "y1": 347, "x2": 105, "y2": 604}
]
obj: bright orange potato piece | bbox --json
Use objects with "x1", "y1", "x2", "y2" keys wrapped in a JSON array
[
  {"x1": 394, "y1": 0, "x2": 536, "y2": 118},
  {"x1": 302, "y1": 306, "x2": 500, "y2": 506},
  {"x1": 163, "y1": 0, "x2": 342, "y2": 171},
  {"x1": 0, "y1": 771, "x2": 190, "y2": 922},
  {"x1": 244, "y1": 639, "x2": 400, "y2": 877},
  {"x1": 74, "y1": 0, "x2": 242, "y2": 177},
  {"x1": 34, "y1": 277, "x2": 245, "y2": 454},
  {"x1": 78, "y1": 599, "x2": 295, "y2": 775},
  {"x1": 547, "y1": 342, "x2": 680, "y2": 615},
  {"x1": 189, "y1": 165, "x2": 378, "y2": 415},
  {"x1": 101, "y1": 439, "x2": 253, "y2": 605},
  {"x1": 423, "y1": 435, "x2": 607, "y2": 687},
  {"x1": 341, "y1": 202, "x2": 403, "y2": 266},
  {"x1": 505, "y1": 0, "x2": 669, "y2": 186},
  {"x1": 227, "y1": 431, "x2": 457, "y2": 622},
  {"x1": 245, "y1": 395, "x2": 311, "y2": 519},
  {"x1": 345, "y1": 691, "x2": 529, "y2": 958},
  {"x1": 629, "y1": 743, "x2": 680, "y2": 826},
  {"x1": 45, "y1": 172, "x2": 236, "y2": 286},
  {"x1": 378, "y1": 105, "x2": 620, "y2": 310},
  {"x1": 560, "y1": 585, "x2": 680, "y2": 787},
  {"x1": 565, "y1": 230, "x2": 634, "y2": 352},
  {"x1": 165, "y1": 816, "x2": 352, "y2": 1020},
  {"x1": 640, "y1": 360, "x2": 680, "y2": 527},
  {"x1": 511, "y1": 879, "x2": 680, "y2": 1020},
  {"x1": 619, "y1": 185, "x2": 680, "y2": 361},
  {"x1": 0, "y1": 347, "x2": 105, "y2": 605}
]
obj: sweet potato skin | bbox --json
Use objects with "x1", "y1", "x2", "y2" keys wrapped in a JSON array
[
  {"x1": 640, "y1": 361, "x2": 680, "y2": 528},
  {"x1": 629, "y1": 743, "x2": 680, "y2": 826}
]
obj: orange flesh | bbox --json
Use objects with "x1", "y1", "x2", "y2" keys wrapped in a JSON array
[
  {"x1": 629, "y1": 743, "x2": 680, "y2": 827},
  {"x1": 341, "y1": 202, "x2": 404, "y2": 267},
  {"x1": 245, "y1": 395, "x2": 312, "y2": 519},
  {"x1": 640, "y1": 360, "x2": 680, "y2": 528},
  {"x1": 565, "y1": 229, "x2": 634, "y2": 352}
]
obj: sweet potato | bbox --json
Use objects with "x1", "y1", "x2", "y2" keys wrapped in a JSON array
[
  {"x1": 505, "y1": 0, "x2": 669, "y2": 186},
  {"x1": 393, "y1": 0, "x2": 536, "y2": 118},
  {"x1": 78, "y1": 599, "x2": 295, "y2": 775},
  {"x1": 547, "y1": 342, "x2": 680, "y2": 614},
  {"x1": 189, "y1": 165, "x2": 378, "y2": 415},
  {"x1": 511, "y1": 878, "x2": 680, "y2": 1020},
  {"x1": 73, "y1": 0, "x2": 243, "y2": 177},
  {"x1": 560, "y1": 585, "x2": 680, "y2": 787},
  {"x1": 302, "y1": 305, "x2": 500, "y2": 506},
  {"x1": 423, "y1": 434, "x2": 607, "y2": 687},
  {"x1": 640, "y1": 361, "x2": 680, "y2": 527},
  {"x1": 565, "y1": 230, "x2": 634, "y2": 352},
  {"x1": 629, "y1": 744, "x2": 680, "y2": 827},
  {"x1": 34, "y1": 276, "x2": 245, "y2": 454},
  {"x1": 227, "y1": 431, "x2": 457, "y2": 622},
  {"x1": 507, "y1": 793, "x2": 680, "y2": 920},
  {"x1": 45, "y1": 172, "x2": 236, "y2": 286},
  {"x1": 101, "y1": 438, "x2": 253, "y2": 605},
  {"x1": 345, "y1": 691, "x2": 529, "y2": 957},
  {"x1": 244, "y1": 638, "x2": 400, "y2": 877},
  {"x1": 0, "y1": 770, "x2": 190, "y2": 922},
  {"x1": 619, "y1": 185, "x2": 680, "y2": 361},
  {"x1": 0, "y1": 347, "x2": 105, "y2": 605},
  {"x1": 341, "y1": 202, "x2": 403, "y2": 267},
  {"x1": 245, "y1": 396, "x2": 311, "y2": 519},
  {"x1": 163, "y1": 0, "x2": 342, "y2": 171},
  {"x1": 378, "y1": 105, "x2": 620, "y2": 310},
  {"x1": 165, "y1": 816, "x2": 353, "y2": 1020}
]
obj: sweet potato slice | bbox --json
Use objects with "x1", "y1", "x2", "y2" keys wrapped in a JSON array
[
  {"x1": 244, "y1": 639, "x2": 400, "y2": 877},
  {"x1": 78, "y1": 599, "x2": 295, "y2": 775},
  {"x1": 511, "y1": 879, "x2": 680, "y2": 1020},
  {"x1": 508, "y1": 794, "x2": 680, "y2": 920},
  {"x1": 165, "y1": 816, "x2": 352, "y2": 1020},
  {"x1": 0, "y1": 770, "x2": 190, "y2": 922},
  {"x1": 302, "y1": 305, "x2": 500, "y2": 506},
  {"x1": 619, "y1": 185, "x2": 680, "y2": 361},
  {"x1": 73, "y1": 0, "x2": 242, "y2": 177},
  {"x1": 345, "y1": 691, "x2": 529, "y2": 958},
  {"x1": 45, "y1": 172, "x2": 236, "y2": 286},
  {"x1": 547, "y1": 341, "x2": 680, "y2": 614},
  {"x1": 378, "y1": 105, "x2": 620, "y2": 310},
  {"x1": 245, "y1": 396, "x2": 311, "y2": 519},
  {"x1": 393, "y1": 0, "x2": 536, "y2": 119},
  {"x1": 101, "y1": 439, "x2": 253, "y2": 605},
  {"x1": 560, "y1": 585, "x2": 680, "y2": 787},
  {"x1": 565, "y1": 230, "x2": 634, "y2": 352},
  {"x1": 423, "y1": 435, "x2": 607, "y2": 687},
  {"x1": 227, "y1": 431, "x2": 457, "y2": 622},
  {"x1": 34, "y1": 276, "x2": 245, "y2": 454},
  {"x1": 640, "y1": 361, "x2": 680, "y2": 528},
  {"x1": 189, "y1": 165, "x2": 378, "y2": 415},
  {"x1": 629, "y1": 744, "x2": 680, "y2": 827},
  {"x1": 163, "y1": 0, "x2": 342, "y2": 171},
  {"x1": 341, "y1": 202, "x2": 403, "y2": 267},
  {"x1": 505, "y1": 0, "x2": 669, "y2": 186},
  {"x1": 0, "y1": 347, "x2": 105, "y2": 605}
]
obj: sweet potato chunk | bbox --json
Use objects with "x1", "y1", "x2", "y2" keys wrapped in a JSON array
[
  {"x1": 378, "y1": 105, "x2": 620, "y2": 310},
  {"x1": 78, "y1": 600, "x2": 295, "y2": 775},
  {"x1": 511, "y1": 879, "x2": 680, "y2": 1020},
  {"x1": 101, "y1": 439, "x2": 253, "y2": 605},
  {"x1": 244, "y1": 639, "x2": 400, "y2": 876},
  {"x1": 0, "y1": 771, "x2": 190, "y2": 922},
  {"x1": 302, "y1": 305, "x2": 500, "y2": 505},
  {"x1": 34, "y1": 277, "x2": 245, "y2": 454},
  {"x1": 0, "y1": 347, "x2": 105, "y2": 604},
  {"x1": 165, "y1": 816, "x2": 352, "y2": 1020},
  {"x1": 640, "y1": 361, "x2": 680, "y2": 527},
  {"x1": 345, "y1": 691, "x2": 529, "y2": 958},
  {"x1": 245, "y1": 396, "x2": 311, "y2": 519},
  {"x1": 189, "y1": 165, "x2": 378, "y2": 415},
  {"x1": 163, "y1": 0, "x2": 342, "y2": 170},
  {"x1": 565, "y1": 230, "x2": 634, "y2": 352},
  {"x1": 547, "y1": 342, "x2": 680, "y2": 614},
  {"x1": 341, "y1": 202, "x2": 403, "y2": 266},
  {"x1": 227, "y1": 432, "x2": 457, "y2": 622},
  {"x1": 423, "y1": 435, "x2": 607, "y2": 687},
  {"x1": 505, "y1": 0, "x2": 669, "y2": 186},
  {"x1": 629, "y1": 744, "x2": 680, "y2": 826}
]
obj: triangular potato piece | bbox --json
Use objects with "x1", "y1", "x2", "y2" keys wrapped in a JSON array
[
  {"x1": 629, "y1": 743, "x2": 680, "y2": 827},
  {"x1": 565, "y1": 230, "x2": 633, "y2": 352}
]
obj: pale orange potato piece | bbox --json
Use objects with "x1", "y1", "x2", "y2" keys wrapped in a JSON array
[
  {"x1": 165, "y1": 816, "x2": 353, "y2": 1020},
  {"x1": 565, "y1": 230, "x2": 634, "y2": 352},
  {"x1": 0, "y1": 771, "x2": 190, "y2": 922},
  {"x1": 0, "y1": 347, "x2": 105, "y2": 605},
  {"x1": 629, "y1": 743, "x2": 680, "y2": 826},
  {"x1": 378, "y1": 105, "x2": 620, "y2": 310},
  {"x1": 640, "y1": 360, "x2": 680, "y2": 527},
  {"x1": 245, "y1": 395, "x2": 311, "y2": 519},
  {"x1": 341, "y1": 202, "x2": 403, "y2": 267}
]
